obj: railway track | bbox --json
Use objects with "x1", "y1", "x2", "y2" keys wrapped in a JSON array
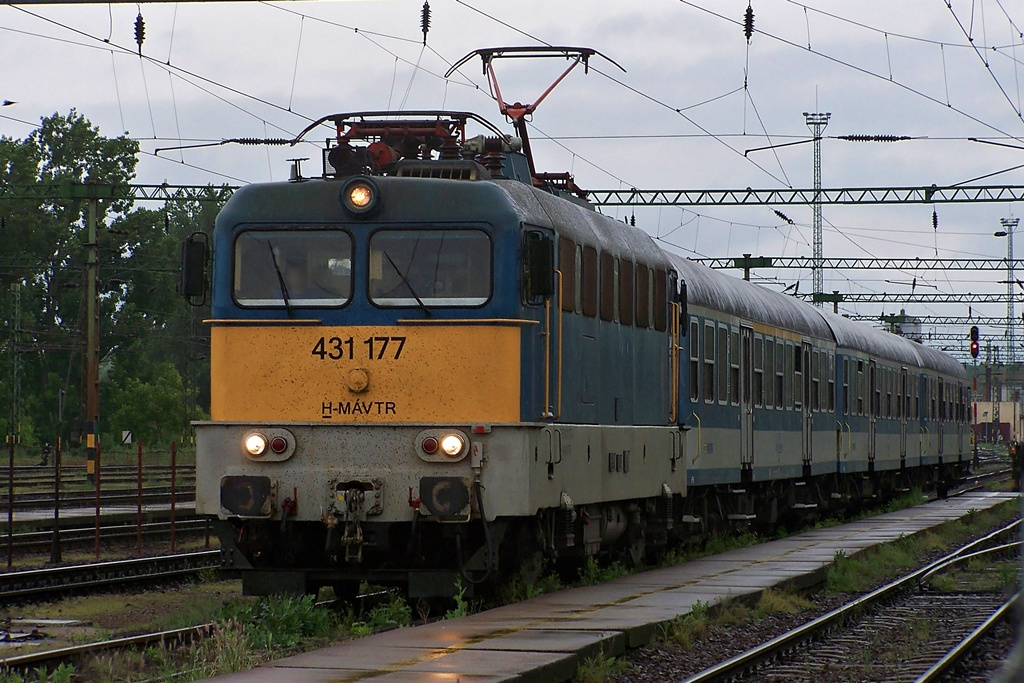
[
  {"x1": 1, "y1": 487, "x2": 196, "y2": 511},
  {"x1": 680, "y1": 519, "x2": 1021, "y2": 682},
  {"x1": 0, "y1": 550, "x2": 222, "y2": 604},
  {"x1": 5, "y1": 516, "x2": 210, "y2": 554}
]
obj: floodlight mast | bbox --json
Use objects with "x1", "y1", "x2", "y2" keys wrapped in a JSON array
[{"x1": 446, "y1": 47, "x2": 625, "y2": 180}]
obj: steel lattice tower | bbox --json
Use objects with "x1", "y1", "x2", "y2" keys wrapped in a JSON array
[
  {"x1": 804, "y1": 112, "x2": 831, "y2": 306},
  {"x1": 1000, "y1": 217, "x2": 1019, "y2": 363}
]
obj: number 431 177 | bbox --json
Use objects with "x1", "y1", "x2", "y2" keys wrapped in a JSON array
[{"x1": 311, "y1": 336, "x2": 406, "y2": 361}]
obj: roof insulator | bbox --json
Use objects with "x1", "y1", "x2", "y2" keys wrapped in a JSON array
[
  {"x1": 421, "y1": 2, "x2": 431, "y2": 46},
  {"x1": 134, "y1": 13, "x2": 145, "y2": 56},
  {"x1": 773, "y1": 209, "x2": 794, "y2": 225},
  {"x1": 838, "y1": 134, "x2": 911, "y2": 142},
  {"x1": 744, "y1": 4, "x2": 754, "y2": 43}
]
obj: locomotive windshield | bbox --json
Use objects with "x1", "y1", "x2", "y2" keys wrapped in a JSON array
[
  {"x1": 369, "y1": 229, "x2": 491, "y2": 307},
  {"x1": 234, "y1": 230, "x2": 353, "y2": 307}
]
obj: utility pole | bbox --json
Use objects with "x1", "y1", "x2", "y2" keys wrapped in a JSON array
[
  {"x1": 804, "y1": 112, "x2": 831, "y2": 307},
  {"x1": 9, "y1": 282, "x2": 20, "y2": 440},
  {"x1": 85, "y1": 187, "x2": 101, "y2": 482}
]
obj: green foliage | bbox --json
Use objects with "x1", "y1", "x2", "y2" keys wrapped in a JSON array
[
  {"x1": 500, "y1": 571, "x2": 563, "y2": 603},
  {"x1": 575, "y1": 653, "x2": 625, "y2": 683},
  {"x1": 347, "y1": 592, "x2": 412, "y2": 637},
  {"x1": 1, "y1": 111, "x2": 218, "y2": 447},
  {"x1": 661, "y1": 600, "x2": 711, "y2": 650},
  {"x1": 444, "y1": 578, "x2": 473, "y2": 619},
  {"x1": 577, "y1": 557, "x2": 631, "y2": 586},
  {"x1": 0, "y1": 664, "x2": 74, "y2": 683},
  {"x1": 217, "y1": 595, "x2": 336, "y2": 651}
]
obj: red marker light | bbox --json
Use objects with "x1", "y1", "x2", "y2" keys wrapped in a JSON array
[
  {"x1": 270, "y1": 436, "x2": 288, "y2": 453},
  {"x1": 421, "y1": 436, "x2": 439, "y2": 454}
]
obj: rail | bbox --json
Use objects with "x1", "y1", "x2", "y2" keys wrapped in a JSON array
[{"x1": 680, "y1": 518, "x2": 1021, "y2": 682}]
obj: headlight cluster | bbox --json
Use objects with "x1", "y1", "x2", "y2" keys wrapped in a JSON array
[
  {"x1": 340, "y1": 177, "x2": 380, "y2": 217},
  {"x1": 241, "y1": 429, "x2": 295, "y2": 461},
  {"x1": 417, "y1": 429, "x2": 469, "y2": 462}
]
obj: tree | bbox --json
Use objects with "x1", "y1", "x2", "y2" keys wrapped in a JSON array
[{"x1": 1, "y1": 111, "x2": 217, "y2": 450}]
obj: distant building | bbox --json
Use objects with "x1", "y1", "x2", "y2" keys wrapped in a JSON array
[{"x1": 973, "y1": 400, "x2": 1023, "y2": 443}]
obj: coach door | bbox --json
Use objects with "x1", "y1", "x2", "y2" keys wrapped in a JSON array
[
  {"x1": 801, "y1": 341, "x2": 813, "y2": 468},
  {"x1": 740, "y1": 326, "x2": 754, "y2": 469},
  {"x1": 868, "y1": 360, "x2": 877, "y2": 468},
  {"x1": 900, "y1": 368, "x2": 908, "y2": 467}
]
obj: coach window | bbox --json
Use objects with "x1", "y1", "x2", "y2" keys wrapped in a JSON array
[
  {"x1": 581, "y1": 246, "x2": 598, "y2": 317},
  {"x1": 753, "y1": 336, "x2": 764, "y2": 408},
  {"x1": 775, "y1": 341, "x2": 785, "y2": 409},
  {"x1": 765, "y1": 338, "x2": 775, "y2": 410},
  {"x1": 689, "y1": 320, "x2": 700, "y2": 402},
  {"x1": 599, "y1": 252, "x2": 615, "y2": 321},
  {"x1": 718, "y1": 325, "x2": 729, "y2": 404},
  {"x1": 235, "y1": 229, "x2": 353, "y2": 307},
  {"x1": 811, "y1": 350, "x2": 820, "y2": 412},
  {"x1": 730, "y1": 329, "x2": 740, "y2": 405},
  {"x1": 827, "y1": 352, "x2": 835, "y2": 412},
  {"x1": 851, "y1": 360, "x2": 860, "y2": 413},
  {"x1": 842, "y1": 358, "x2": 850, "y2": 415},
  {"x1": 559, "y1": 237, "x2": 576, "y2": 313},
  {"x1": 636, "y1": 264, "x2": 650, "y2": 327},
  {"x1": 703, "y1": 323, "x2": 716, "y2": 403},
  {"x1": 896, "y1": 370, "x2": 903, "y2": 420},
  {"x1": 619, "y1": 260, "x2": 634, "y2": 326},
  {"x1": 887, "y1": 369, "x2": 894, "y2": 419},
  {"x1": 931, "y1": 378, "x2": 937, "y2": 420},
  {"x1": 654, "y1": 269, "x2": 668, "y2": 331},
  {"x1": 788, "y1": 343, "x2": 799, "y2": 409},
  {"x1": 782, "y1": 342, "x2": 792, "y2": 409}
]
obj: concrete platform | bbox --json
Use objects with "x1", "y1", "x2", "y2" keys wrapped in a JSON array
[{"x1": 201, "y1": 491, "x2": 1019, "y2": 683}]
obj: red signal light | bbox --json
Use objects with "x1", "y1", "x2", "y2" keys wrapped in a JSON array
[{"x1": 970, "y1": 341, "x2": 980, "y2": 358}]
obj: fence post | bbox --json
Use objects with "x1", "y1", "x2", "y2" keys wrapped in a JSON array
[
  {"x1": 136, "y1": 441, "x2": 143, "y2": 555},
  {"x1": 170, "y1": 440, "x2": 177, "y2": 552},
  {"x1": 7, "y1": 435, "x2": 14, "y2": 569},
  {"x1": 94, "y1": 442, "x2": 101, "y2": 560},
  {"x1": 50, "y1": 436, "x2": 61, "y2": 564}
]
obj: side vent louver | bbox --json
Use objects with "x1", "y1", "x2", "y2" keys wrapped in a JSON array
[{"x1": 393, "y1": 160, "x2": 489, "y2": 181}]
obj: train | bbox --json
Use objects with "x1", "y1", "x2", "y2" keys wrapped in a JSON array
[{"x1": 182, "y1": 107, "x2": 969, "y2": 599}]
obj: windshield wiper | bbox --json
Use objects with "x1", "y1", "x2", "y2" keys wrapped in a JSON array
[
  {"x1": 382, "y1": 250, "x2": 431, "y2": 317},
  {"x1": 267, "y1": 241, "x2": 294, "y2": 318}
]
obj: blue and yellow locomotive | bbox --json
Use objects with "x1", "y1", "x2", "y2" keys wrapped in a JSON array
[{"x1": 185, "y1": 110, "x2": 968, "y2": 597}]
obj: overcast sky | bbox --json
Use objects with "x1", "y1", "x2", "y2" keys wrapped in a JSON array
[{"x1": 3, "y1": 0, "x2": 1024, "y2": 356}]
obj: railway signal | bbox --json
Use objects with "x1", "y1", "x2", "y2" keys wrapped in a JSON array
[{"x1": 970, "y1": 325, "x2": 980, "y2": 358}]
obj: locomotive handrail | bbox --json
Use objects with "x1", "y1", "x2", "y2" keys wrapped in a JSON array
[
  {"x1": 203, "y1": 318, "x2": 322, "y2": 325},
  {"x1": 395, "y1": 318, "x2": 539, "y2": 325},
  {"x1": 669, "y1": 302, "x2": 682, "y2": 423},
  {"x1": 691, "y1": 412, "x2": 702, "y2": 464},
  {"x1": 555, "y1": 270, "x2": 563, "y2": 421},
  {"x1": 542, "y1": 291, "x2": 553, "y2": 419}
]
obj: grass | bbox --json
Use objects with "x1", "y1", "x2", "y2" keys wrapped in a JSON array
[
  {"x1": 826, "y1": 499, "x2": 1020, "y2": 594},
  {"x1": 659, "y1": 588, "x2": 815, "y2": 652},
  {"x1": 574, "y1": 652, "x2": 626, "y2": 683}
]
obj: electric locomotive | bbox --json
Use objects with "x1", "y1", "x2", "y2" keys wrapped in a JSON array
[{"x1": 183, "y1": 109, "x2": 968, "y2": 598}]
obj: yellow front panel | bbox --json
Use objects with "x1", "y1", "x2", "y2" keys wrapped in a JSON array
[{"x1": 210, "y1": 325, "x2": 521, "y2": 423}]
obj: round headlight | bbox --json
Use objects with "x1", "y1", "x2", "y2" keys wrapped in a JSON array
[
  {"x1": 244, "y1": 433, "x2": 268, "y2": 456},
  {"x1": 340, "y1": 177, "x2": 380, "y2": 217},
  {"x1": 440, "y1": 434, "x2": 465, "y2": 457}
]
